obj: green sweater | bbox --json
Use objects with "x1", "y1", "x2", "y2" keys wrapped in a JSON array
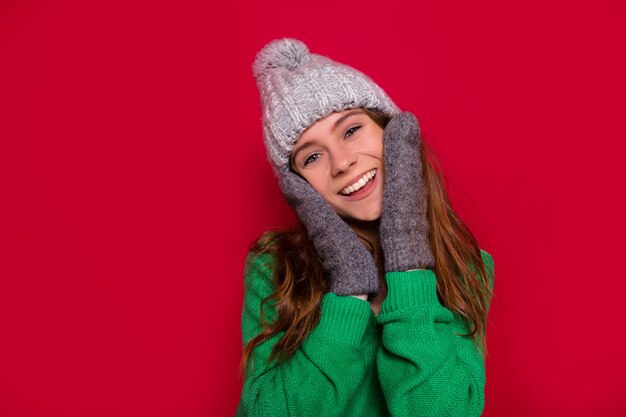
[{"x1": 236, "y1": 249, "x2": 494, "y2": 417}]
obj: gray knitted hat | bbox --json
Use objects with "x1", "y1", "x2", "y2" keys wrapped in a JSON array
[{"x1": 253, "y1": 38, "x2": 401, "y2": 174}]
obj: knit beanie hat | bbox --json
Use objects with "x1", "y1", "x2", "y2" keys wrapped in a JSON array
[{"x1": 252, "y1": 38, "x2": 402, "y2": 174}]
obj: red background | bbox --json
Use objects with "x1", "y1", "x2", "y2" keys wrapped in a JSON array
[{"x1": 1, "y1": 0, "x2": 625, "y2": 416}]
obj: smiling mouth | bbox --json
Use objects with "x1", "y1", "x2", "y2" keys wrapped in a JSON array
[{"x1": 340, "y1": 169, "x2": 377, "y2": 196}]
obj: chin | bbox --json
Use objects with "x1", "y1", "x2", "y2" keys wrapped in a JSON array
[
  {"x1": 347, "y1": 207, "x2": 381, "y2": 222},
  {"x1": 332, "y1": 199, "x2": 382, "y2": 222},
  {"x1": 360, "y1": 212, "x2": 382, "y2": 222}
]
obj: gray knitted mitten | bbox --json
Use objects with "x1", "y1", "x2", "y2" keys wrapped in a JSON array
[
  {"x1": 380, "y1": 112, "x2": 436, "y2": 272},
  {"x1": 279, "y1": 170, "x2": 380, "y2": 296}
]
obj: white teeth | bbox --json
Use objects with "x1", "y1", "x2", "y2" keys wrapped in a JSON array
[{"x1": 341, "y1": 169, "x2": 376, "y2": 195}]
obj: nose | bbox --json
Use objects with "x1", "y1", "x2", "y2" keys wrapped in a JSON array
[{"x1": 330, "y1": 145, "x2": 357, "y2": 177}]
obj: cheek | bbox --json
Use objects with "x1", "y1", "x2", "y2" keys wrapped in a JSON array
[
  {"x1": 376, "y1": 132, "x2": 385, "y2": 157},
  {"x1": 307, "y1": 178, "x2": 325, "y2": 196},
  {"x1": 301, "y1": 173, "x2": 330, "y2": 200},
  {"x1": 364, "y1": 131, "x2": 384, "y2": 160},
  {"x1": 375, "y1": 142, "x2": 384, "y2": 161}
]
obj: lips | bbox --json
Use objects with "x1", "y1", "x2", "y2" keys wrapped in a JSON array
[{"x1": 339, "y1": 169, "x2": 377, "y2": 196}]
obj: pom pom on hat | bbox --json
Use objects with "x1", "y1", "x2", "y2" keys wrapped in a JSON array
[
  {"x1": 253, "y1": 37, "x2": 401, "y2": 175},
  {"x1": 253, "y1": 38, "x2": 311, "y2": 76}
]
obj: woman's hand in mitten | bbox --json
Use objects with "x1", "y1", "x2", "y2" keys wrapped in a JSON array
[
  {"x1": 379, "y1": 112, "x2": 435, "y2": 272},
  {"x1": 279, "y1": 169, "x2": 380, "y2": 297}
]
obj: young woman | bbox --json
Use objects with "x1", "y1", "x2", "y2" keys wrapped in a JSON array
[{"x1": 236, "y1": 38, "x2": 495, "y2": 417}]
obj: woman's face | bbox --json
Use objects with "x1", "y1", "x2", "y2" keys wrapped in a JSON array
[{"x1": 290, "y1": 109, "x2": 384, "y2": 222}]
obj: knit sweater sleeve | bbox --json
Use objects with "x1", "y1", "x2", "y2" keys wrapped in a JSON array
[
  {"x1": 375, "y1": 249, "x2": 495, "y2": 417},
  {"x1": 236, "y1": 251, "x2": 382, "y2": 417}
]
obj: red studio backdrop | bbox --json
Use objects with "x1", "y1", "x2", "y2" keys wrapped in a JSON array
[{"x1": 1, "y1": 0, "x2": 625, "y2": 416}]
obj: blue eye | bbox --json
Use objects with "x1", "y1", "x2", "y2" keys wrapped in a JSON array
[
  {"x1": 304, "y1": 153, "x2": 320, "y2": 166},
  {"x1": 301, "y1": 126, "x2": 361, "y2": 167},
  {"x1": 346, "y1": 126, "x2": 361, "y2": 137}
]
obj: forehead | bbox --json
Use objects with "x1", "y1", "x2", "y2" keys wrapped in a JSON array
[{"x1": 299, "y1": 109, "x2": 366, "y2": 142}]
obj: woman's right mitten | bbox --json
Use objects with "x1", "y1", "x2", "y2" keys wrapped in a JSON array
[{"x1": 279, "y1": 170, "x2": 380, "y2": 296}]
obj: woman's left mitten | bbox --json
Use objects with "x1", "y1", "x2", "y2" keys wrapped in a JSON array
[{"x1": 379, "y1": 112, "x2": 435, "y2": 272}]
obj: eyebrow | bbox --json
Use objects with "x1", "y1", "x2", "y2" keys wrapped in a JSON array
[
  {"x1": 331, "y1": 110, "x2": 363, "y2": 133},
  {"x1": 291, "y1": 110, "x2": 364, "y2": 164}
]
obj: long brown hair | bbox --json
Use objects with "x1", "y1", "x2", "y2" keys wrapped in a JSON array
[{"x1": 239, "y1": 108, "x2": 495, "y2": 378}]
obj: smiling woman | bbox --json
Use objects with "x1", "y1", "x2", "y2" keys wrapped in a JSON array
[
  {"x1": 236, "y1": 38, "x2": 495, "y2": 417},
  {"x1": 289, "y1": 109, "x2": 385, "y2": 221}
]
